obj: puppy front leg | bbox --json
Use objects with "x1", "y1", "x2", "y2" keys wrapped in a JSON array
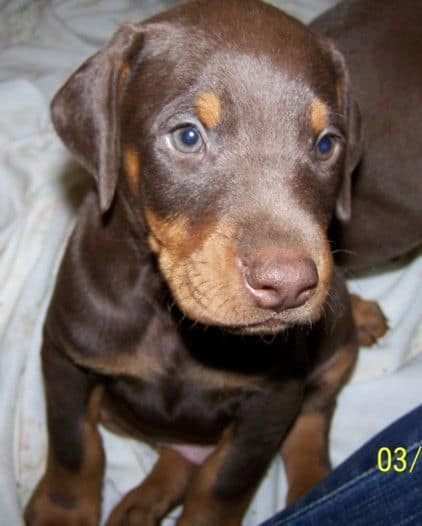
[
  {"x1": 281, "y1": 274, "x2": 358, "y2": 504},
  {"x1": 24, "y1": 338, "x2": 104, "y2": 526},
  {"x1": 281, "y1": 344, "x2": 356, "y2": 504},
  {"x1": 105, "y1": 448, "x2": 196, "y2": 526},
  {"x1": 177, "y1": 382, "x2": 304, "y2": 526}
]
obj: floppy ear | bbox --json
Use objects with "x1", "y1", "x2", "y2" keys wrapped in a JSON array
[
  {"x1": 337, "y1": 94, "x2": 362, "y2": 222},
  {"x1": 324, "y1": 41, "x2": 363, "y2": 222},
  {"x1": 50, "y1": 24, "x2": 144, "y2": 212}
]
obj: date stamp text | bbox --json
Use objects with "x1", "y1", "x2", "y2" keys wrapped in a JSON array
[{"x1": 377, "y1": 446, "x2": 421, "y2": 473}]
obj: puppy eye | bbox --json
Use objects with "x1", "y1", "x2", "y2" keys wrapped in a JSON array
[
  {"x1": 171, "y1": 125, "x2": 203, "y2": 153},
  {"x1": 315, "y1": 133, "x2": 336, "y2": 159}
]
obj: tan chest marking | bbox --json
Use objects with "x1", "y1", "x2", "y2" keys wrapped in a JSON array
[
  {"x1": 64, "y1": 339, "x2": 165, "y2": 381},
  {"x1": 186, "y1": 362, "x2": 264, "y2": 392}
]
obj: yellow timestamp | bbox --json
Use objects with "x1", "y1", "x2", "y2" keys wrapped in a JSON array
[{"x1": 377, "y1": 446, "x2": 421, "y2": 473}]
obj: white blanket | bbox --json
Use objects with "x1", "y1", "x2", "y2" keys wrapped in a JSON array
[{"x1": 0, "y1": 2, "x2": 420, "y2": 525}]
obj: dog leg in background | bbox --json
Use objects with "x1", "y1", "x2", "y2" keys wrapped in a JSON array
[
  {"x1": 350, "y1": 294, "x2": 389, "y2": 347},
  {"x1": 24, "y1": 340, "x2": 104, "y2": 526}
]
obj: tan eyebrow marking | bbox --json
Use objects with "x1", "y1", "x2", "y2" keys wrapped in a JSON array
[
  {"x1": 310, "y1": 98, "x2": 329, "y2": 133},
  {"x1": 194, "y1": 91, "x2": 222, "y2": 128}
]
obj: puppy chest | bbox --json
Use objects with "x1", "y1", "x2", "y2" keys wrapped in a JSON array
[{"x1": 101, "y1": 374, "x2": 243, "y2": 443}]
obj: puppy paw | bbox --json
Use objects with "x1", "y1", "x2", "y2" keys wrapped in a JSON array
[
  {"x1": 24, "y1": 495, "x2": 98, "y2": 526},
  {"x1": 105, "y1": 499, "x2": 155, "y2": 526},
  {"x1": 24, "y1": 477, "x2": 100, "y2": 526},
  {"x1": 350, "y1": 294, "x2": 389, "y2": 347}
]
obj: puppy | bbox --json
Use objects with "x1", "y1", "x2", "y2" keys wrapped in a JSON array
[{"x1": 25, "y1": 1, "x2": 362, "y2": 524}]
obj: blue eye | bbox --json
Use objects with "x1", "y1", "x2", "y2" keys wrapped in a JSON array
[
  {"x1": 171, "y1": 125, "x2": 203, "y2": 153},
  {"x1": 316, "y1": 134, "x2": 335, "y2": 158},
  {"x1": 181, "y1": 127, "x2": 199, "y2": 145}
]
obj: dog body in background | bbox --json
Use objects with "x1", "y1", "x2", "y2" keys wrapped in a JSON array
[
  {"x1": 313, "y1": 0, "x2": 422, "y2": 271},
  {"x1": 23, "y1": 0, "x2": 410, "y2": 524}
]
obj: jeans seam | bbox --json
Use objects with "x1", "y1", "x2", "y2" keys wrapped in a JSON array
[{"x1": 398, "y1": 511, "x2": 422, "y2": 526}]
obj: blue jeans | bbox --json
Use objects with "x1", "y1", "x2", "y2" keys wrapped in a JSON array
[{"x1": 261, "y1": 405, "x2": 422, "y2": 526}]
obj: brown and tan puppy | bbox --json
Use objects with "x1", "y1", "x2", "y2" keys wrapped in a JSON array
[{"x1": 24, "y1": 1, "x2": 367, "y2": 525}]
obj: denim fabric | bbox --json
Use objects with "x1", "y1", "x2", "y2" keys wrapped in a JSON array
[{"x1": 261, "y1": 405, "x2": 422, "y2": 526}]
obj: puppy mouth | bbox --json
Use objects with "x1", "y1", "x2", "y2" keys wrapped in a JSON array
[
  {"x1": 167, "y1": 262, "x2": 328, "y2": 333},
  {"x1": 155, "y1": 224, "x2": 332, "y2": 332},
  {"x1": 226, "y1": 315, "x2": 291, "y2": 335}
]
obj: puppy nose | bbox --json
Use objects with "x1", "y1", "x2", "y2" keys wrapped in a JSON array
[{"x1": 241, "y1": 249, "x2": 318, "y2": 311}]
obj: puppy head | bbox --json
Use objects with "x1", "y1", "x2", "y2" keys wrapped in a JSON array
[{"x1": 51, "y1": 0, "x2": 362, "y2": 334}]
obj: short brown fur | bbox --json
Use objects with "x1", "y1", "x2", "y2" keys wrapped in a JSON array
[{"x1": 25, "y1": 0, "x2": 412, "y2": 525}]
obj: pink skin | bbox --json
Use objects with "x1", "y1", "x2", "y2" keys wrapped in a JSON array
[{"x1": 160, "y1": 443, "x2": 216, "y2": 465}]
